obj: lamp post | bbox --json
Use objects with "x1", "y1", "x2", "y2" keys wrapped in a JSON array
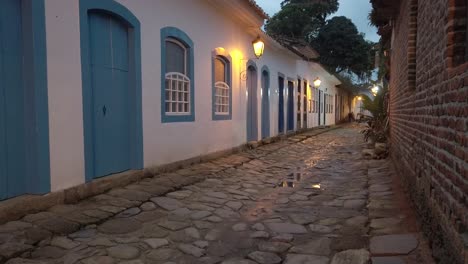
[
  {"x1": 240, "y1": 35, "x2": 265, "y2": 81},
  {"x1": 252, "y1": 35, "x2": 265, "y2": 59}
]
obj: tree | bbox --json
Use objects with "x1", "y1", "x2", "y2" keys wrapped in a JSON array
[
  {"x1": 266, "y1": 0, "x2": 339, "y2": 41},
  {"x1": 266, "y1": 3, "x2": 374, "y2": 80},
  {"x1": 313, "y1": 16, "x2": 374, "y2": 78}
]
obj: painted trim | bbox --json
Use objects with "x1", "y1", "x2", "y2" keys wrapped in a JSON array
[
  {"x1": 160, "y1": 27, "x2": 195, "y2": 123},
  {"x1": 16, "y1": 0, "x2": 51, "y2": 196},
  {"x1": 261, "y1": 65, "x2": 270, "y2": 76},
  {"x1": 287, "y1": 77, "x2": 295, "y2": 82},
  {"x1": 277, "y1": 72, "x2": 285, "y2": 135},
  {"x1": 246, "y1": 59, "x2": 258, "y2": 142},
  {"x1": 79, "y1": 0, "x2": 144, "y2": 182},
  {"x1": 29, "y1": 0, "x2": 50, "y2": 194},
  {"x1": 246, "y1": 59, "x2": 257, "y2": 71},
  {"x1": 212, "y1": 48, "x2": 232, "y2": 121}
]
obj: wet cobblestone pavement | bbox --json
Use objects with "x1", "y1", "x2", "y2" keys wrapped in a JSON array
[{"x1": 0, "y1": 125, "x2": 435, "y2": 264}]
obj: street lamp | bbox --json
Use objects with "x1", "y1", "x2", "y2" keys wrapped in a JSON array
[
  {"x1": 313, "y1": 77, "x2": 321, "y2": 88},
  {"x1": 252, "y1": 35, "x2": 265, "y2": 59}
]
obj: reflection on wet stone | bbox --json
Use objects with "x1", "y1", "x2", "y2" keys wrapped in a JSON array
[{"x1": 0, "y1": 126, "x2": 434, "y2": 264}]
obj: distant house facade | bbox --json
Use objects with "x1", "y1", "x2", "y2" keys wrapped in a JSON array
[
  {"x1": 0, "y1": 0, "x2": 352, "y2": 203},
  {"x1": 371, "y1": 0, "x2": 467, "y2": 263}
]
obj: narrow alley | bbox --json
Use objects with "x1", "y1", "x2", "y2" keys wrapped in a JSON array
[{"x1": 0, "y1": 126, "x2": 434, "y2": 264}]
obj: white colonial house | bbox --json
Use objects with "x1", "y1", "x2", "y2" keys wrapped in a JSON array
[{"x1": 0, "y1": 0, "x2": 352, "y2": 203}]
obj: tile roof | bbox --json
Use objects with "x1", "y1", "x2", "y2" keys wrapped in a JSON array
[
  {"x1": 243, "y1": 0, "x2": 270, "y2": 20},
  {"x1": 268, "y1": 35, "x2": 320, "y2": 61}
]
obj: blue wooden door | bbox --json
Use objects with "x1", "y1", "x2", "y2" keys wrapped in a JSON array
[
  {"x1": 89, "y1": 12, "x2": 131, "y2": 178},
  {"x1": 297, "y1": 80, "x2": 301, "y2": 129},
  {"x1": 323, "y1": 92, "x2": 327, "y2": 125},
  {"x1": 246, "y1": 66, "x2": 258, "y2": 141},
  {"x1": 0, "y1": 0, "x2": 27, "y2": 199},
  {"x1": 303, "y1": 81, "x2": 308, "y2": 128},
  {"x1": 318, "y1": 90, "x2": 322, "y2": 125},
  {"x1": 287, "y1": 81, "x2": 294, "y2": 131},
  {"x1": 278, "y1": 77, "x2": 284, "y2": 134},
  {"x1": 261, "y1": 71, "x2": 270, "y2": 139}
]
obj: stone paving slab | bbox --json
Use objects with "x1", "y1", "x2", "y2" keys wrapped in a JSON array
[{"x1": 0, "y1": 125, "x2": 436, "y2": 264}]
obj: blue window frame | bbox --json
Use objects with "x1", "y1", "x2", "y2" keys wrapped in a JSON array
[
  {"x1": 212, "y1": 48, "x2": 232, "y2": 120},
  {"x1": 161, "y1": 27, "x2": 195, "y2": 123}
]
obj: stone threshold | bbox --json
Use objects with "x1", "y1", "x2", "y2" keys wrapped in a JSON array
[{"x1": 0, "y1": 125, "x2": 340, "y2": 225}]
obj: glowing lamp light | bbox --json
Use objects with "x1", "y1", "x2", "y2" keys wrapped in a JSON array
[
  {"x1": 357, "y1": 96, "x2": 362, "y2": 101},
  {"x1": 313, "y1": 77, "x2": 321, "y2": 88},
  {"x1": 252, "y1": 35, "x2": 265, "y2": 59},
  {"x1": 371, "y1": 85, "x2": 379, "y2": 96}
]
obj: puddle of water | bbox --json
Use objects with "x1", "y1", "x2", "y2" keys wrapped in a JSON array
[{"x1": 277, "y1": 169, "x2": 304, "y2": 188}]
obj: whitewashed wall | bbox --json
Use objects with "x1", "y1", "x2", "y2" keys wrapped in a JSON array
[{"x1": 44, "y1": 0, "x2": 343, "y2": 192}]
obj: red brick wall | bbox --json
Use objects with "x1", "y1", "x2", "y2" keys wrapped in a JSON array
[{"x1": 388, "y1": 0, "x2": 468, "y2": 263}]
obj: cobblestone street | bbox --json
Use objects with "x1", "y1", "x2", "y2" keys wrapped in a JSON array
[{"x1": 0, "y1": 125, "x2": 434, "y2": 264}]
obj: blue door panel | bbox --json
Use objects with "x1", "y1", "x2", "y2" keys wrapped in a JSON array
[
  {"x1": 91, "y1": 66, "x2": 112, "y2": 176},
  {"x1": 261, "y1": 72, "x2": 270, "y2": 139},
  {"x1": 0, "y1": 0, "x2": 28, "y2": 198},
  {"x1": 89, "y1": 13, "x2": 112, "y2": 67},
  {"x1": 318, "y1": 91, "x2": 321, "y2": 125},
  {"x1": 287, "y1": 82, "x2": 294, "y2": 131},
  {"x1": 323, "y1": 92, "x2": 326, "y2": 125},
  {"x1": 111, "y1": 19, "x2": 129, "y2": 71},
  {"x1": 247, "y1": 67, "x2": 258, "y2": 141},
  {"x1": 278, "y1": 78, "x2": 284, "y2": 134},
  {"x1": 89, "y1": 12, "x2": 131, "y2": 178},
  {"x1": 0, "y1": 40, "x2": 6, "y2": 200}
]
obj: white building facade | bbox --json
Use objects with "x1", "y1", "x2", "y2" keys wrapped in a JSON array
[{"x1": 0, "y1": 0, "x2": 352, "y2": 200}]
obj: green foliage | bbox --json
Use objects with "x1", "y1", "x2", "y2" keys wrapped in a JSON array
[
  {"x1": 266, "y1": 0, "x2": 339, "y2": 41},
  {"x1": 376, "y1": 41, "x2": 389, "y2": 81},
  {"x1": 360, "y1": 85, "x2": 389, "y2": 143},
  {"x1": 313, "y1": 17, "x2": 374, "y2": 78},
  {"x1": 361, "y1": 84, "x2": 387, "y2": 118},
  {"x1": 266, "y1": 3, "x2": 374, "y2": 79},
  {"x1": 361, "y1": 117, "x2": 388, "y2": 143},
  {"x1": 280, "y1": 0, "x2": 339, "y2": 13},
  {"x1": 334, "y1": 74, "x2": 367, "y2": 95}
]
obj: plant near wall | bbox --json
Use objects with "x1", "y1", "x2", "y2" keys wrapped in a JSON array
[{"x1": 360, "y1": 84, "x2": 389, "y2": 143}]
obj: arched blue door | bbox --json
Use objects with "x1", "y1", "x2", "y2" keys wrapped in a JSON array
[
  {"x1": 88, "y1": 12, "x2": 132, "y2": 178},
  {"x1": 278, "y1": 77, "x2": 285, "y2": 134},
  {"x1": 261, "y1": 69, "x2": 270, "y2": 139},
  {"x1": 247, "y1": 66, "x2": 258, "y2": 141},
  {"x1": 287, "y1": 81, "x2": 294, "y2": 131},
  {"x1": 318, "y1": 90, "x2": 322, "y2": 125},
  {"x1": 1, "y1": 0, "x2": 50, "y2": 200}
]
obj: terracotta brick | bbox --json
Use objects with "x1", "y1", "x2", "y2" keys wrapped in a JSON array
[{"x1": 383, "y1": 0, "x2": 467, "y2": 263}]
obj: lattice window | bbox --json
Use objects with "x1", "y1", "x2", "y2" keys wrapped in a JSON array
[
  {"x1": 165, "y1": 72, "x2": 190, "y2": 114},
  {"x1": 213, "y1": 56, "x2": 230, "y2": 116},
  {"x1": 215, "y1": 81, "x2": 229, "y2": 114},
  {"x1": 165, "y1": 38, "x2": 191, "y2": 115}
]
